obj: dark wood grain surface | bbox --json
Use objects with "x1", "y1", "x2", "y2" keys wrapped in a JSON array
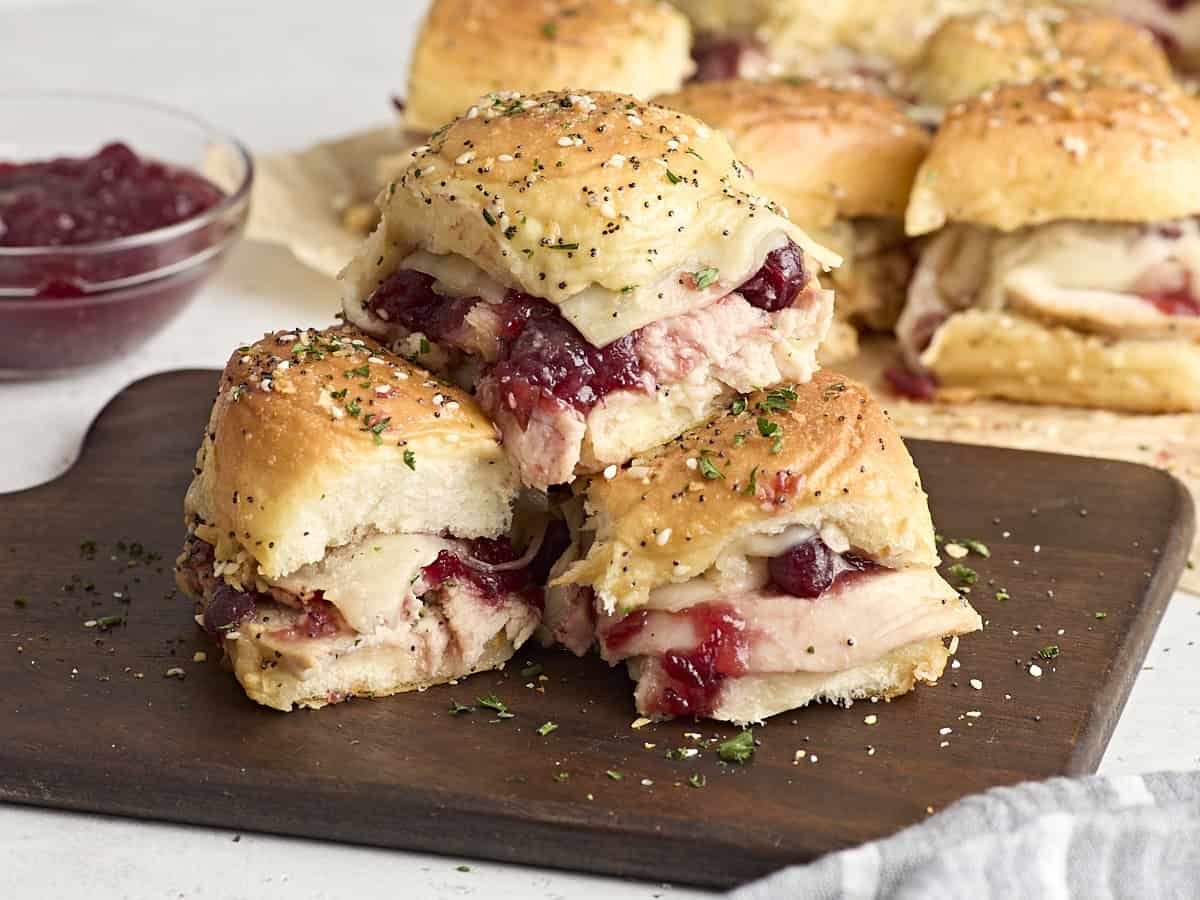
[{"x1": 0, "y1": 371, "x2": 1192, "y2": 889}]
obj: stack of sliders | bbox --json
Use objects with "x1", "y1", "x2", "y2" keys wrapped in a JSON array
[
  {"x1": 181, "y1": 89, "x2": 980, "y2": 721},
  {"x1": 175, "y1": 327, "x2": 543, "y2": 710},
  {"x1": 657, "y1": 78, "x2": 931, "y2": 361},
  {"x1": 896, "y1": 75, "x2": 1200, "y2": 412}
]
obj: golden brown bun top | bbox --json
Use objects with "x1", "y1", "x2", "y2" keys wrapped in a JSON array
[
  {"x1": 907, "y1": 76, "x2": 1200, "y2": 235},
  {"x1": 558, "y1": 370, "x2": 938, "y2": 610},
  {"x1": 343, "y1": 89, "x2": 838, "y2": 346},
  {"x1": 912, "y1": 5, "x2": 1174, "y2": 107},
  {"x1": 657, "y1": 79, "x2": 930, "y2": 228},
  {"x1": 183, "y1": 326, "x2": 514, "y2": 579},
  {"x1": 405, "y1": 0, "x2": 694, "y2": 133}
]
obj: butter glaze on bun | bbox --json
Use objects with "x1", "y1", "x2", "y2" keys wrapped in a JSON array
[
  {"x1": 405, "y1": 0, "x2": 694, "y2": 134},
  {"x1": 183, "y1": 325, "x2": 517, "y2": 579},
  {"x1": 558, "y1": 370, "x2": 938, "y2": 613},
  {"x1": 657, "y1": 78, "x2": 930, "y2": 230},
  {"x1": 912, "y1": 5, "x2": 1174, "y2": 108},
  {"x1": 906, "y1": 76, "x2": 1200, "y2": 236}
]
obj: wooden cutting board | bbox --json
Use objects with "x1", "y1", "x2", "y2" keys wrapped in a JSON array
[{"x1": 0, "y1": 371, "x2": 1192, "y2": 889}]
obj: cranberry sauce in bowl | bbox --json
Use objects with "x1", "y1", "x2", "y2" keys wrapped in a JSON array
[{"x1": 0, "y1": 93, "x2": 252, "y2": 375}]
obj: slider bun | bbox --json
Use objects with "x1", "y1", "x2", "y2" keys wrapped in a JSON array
[
  {"x1": 404, "y1": 0, "x2": 694, "y2": 134},
  {"x1": 631, "y1": 636, "x2": 950, "y2": 723},
  {"x1": 920, "y1": 309, "x2": 1200, "y2": 413},
  {"x1": 343, "y1": 89, "x2": 837, "y2": 347},
  {"x1": 906, "y1": 77, "x2": 1200, "y2": 235},
  {"x1": 558, "y1": 370, "x2": 938, "y2": 612},
  {"x1": 912, "y1": 6, "x2": 1174, "y2": 108},
  {"x1": 657, "y1": 79, "x2": 930, "y2": 229},
  {"x1": 183, "y1": 326, "x2": 516, "y2": 580}
]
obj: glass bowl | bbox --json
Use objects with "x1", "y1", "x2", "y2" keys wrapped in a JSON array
[{"x1": 0, "y1": 92, "x2": 253, "y2": 376}]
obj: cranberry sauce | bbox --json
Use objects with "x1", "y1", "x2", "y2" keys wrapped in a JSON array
[
  {"x1": 365, "y1": 268, "x2": 478, "y2": 343},
  {"x1": 690, "y1": 35, "x2": 767, "y2": 82},
  {"x1": 0, "y1": 142, "x2": 223, "y2": 248},
  {"x1": 657, "y1": 603, "x2": 749, "y2": 716},
  {"x1": 202, "y1": 583, "x2": 257, "y2": 642},
  {"x1": 884, "y1": 364, "x2": 938, "y2": 401},
  {"x1": 736, "y1": 241, "x2": 809, "y2": 312},
  {"x1": 421, "y1": 538, "x2": 544, "y2": 609},
  {"x1": 489, "y1": 295, "x2": 642, "y2": 425},
  {"x1": 1142, "y1": 285, "x2": 1200, "y2": 317},
  {"x1": 767, "y1": 536, "x2": 880, "y2": 599}
]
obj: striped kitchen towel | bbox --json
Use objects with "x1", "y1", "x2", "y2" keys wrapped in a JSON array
[{"x1": 730, "y1": 772, "x2": 1200, "y2": 899}]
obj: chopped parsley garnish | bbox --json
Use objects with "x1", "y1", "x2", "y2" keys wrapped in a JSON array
[
  {"x1": 605, "y1": 770, "x2": 624, "y2": 781},
  {"x1": 456, "y1": 865, "x2": 471, "y2": 873},
  {"x1": 664, "y1": 169, "x2": 683, "y2": 185},
  {"x1": 504, "y1": 225, "x2": 518, "y2": 240},
  {"x1": 743, "y1": 466, "x2": 759, "y2": 496},
  {"x1": 96, "y1": 615, "x2": 124, "y2": 629},
  {"x1": 757, "y1": 417, "x2": 780, "y2": 439},
  {"x1": 698, "y1": 454, "x2": 725, "y2": 480},
  {"x1": 947, "y1": 563, "x2": 978, "y2": 586},
  {"x1": 419, "y1": 337, "x2": 431, "y2": 355},
  {"x1": 536, "y1": 721, "x2": 559, "y2": 737},
  {"x1": 344, "y1": 364, "x2": 370, "y2": 379},
  {"x1": 346, "y1": 398, "x2": 362, "y2": 418},
  {"x1": 730, "y1": 396, "x2": 747, "y2": 415},
  {"x1": 1037, "y1": 645, "x2": 1060, "y2": 660},
  {"x1": 732, "y1": 431, "x2": 747, "y2": 446},
  {"x1": 553, "y1": 771, "x2": 570, "y2": 782},
  {"x1": 960, "y1": 538, "x2": 991, "y2": 558},
  {"x1": 686, "y1": 148, "x2": 704, "y2": 160},
  {"x1": 541, "y1": 20, "x2": 558, "y2": 37},
  {"x1": 403, "y1": 449, "x2": 416, "y2": 470},
  {"x1": 758, "y1": 386, "x2": 798, "y2": 413},
  {"x1": 687, "y1": 773, "x2": 707, "y2": 788},
  {"x1": 1095, "y1": 612, "x2": 1107, "y2": 620},
  {"x1": 718, "y1": 730, "x2": 756, "y2": 764},
  {"x1": 548, "y1": 242, "x2": 580, "y2": 251},
  {"x1": 771, "y1": 436, "x2": 784, "y2": 455},
  {"x1": 477, "y1": 694, "x2": 514, "y2": 718},
  {"x1": 620, "y1": 284, "x2": 637, "y2": 295},
  {"x1": 689, "y1": 267, "x2": 719, "y2": 290},
  {"x1": 448, "y1": 700, "x2": 472, "y2": 715},
  {"x1": 821, "y1": 382, "x2": 847, "y2": 401},
  {"x1": 995, "y1": 588, "x2": 1011, "y2": 602},
  {"x1": 14, "y1": 595, "x2": 28, "y2": 608},
  {"x1": 330, "y1": 387, "x2": 348, "y2": 400},
  {"x1": 481, "y1": 209, "x2": 496, "y2": 226},
  {"x1": 366, "y1": 416, "x2": 392, "y2": 444},
  {"x1": 521, "y1": 248, "x2": 535, "y2": 258}
]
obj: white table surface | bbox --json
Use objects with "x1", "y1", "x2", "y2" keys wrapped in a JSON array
[{"x1": 1, "y1": 2, "x2": 1197, "y2": 897}]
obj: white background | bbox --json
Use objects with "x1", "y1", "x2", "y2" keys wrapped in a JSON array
[{"x1": 1, "y1": 2, "x2": 1197, "y2": 897}]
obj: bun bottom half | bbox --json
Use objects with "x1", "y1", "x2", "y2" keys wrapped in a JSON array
[
  {"x1": 224, "y1": 628, "x2": 525, "y2": 712},
  {"x1": 628, "y1": 636, "x2": 950, "y2": 725},
  {"x1": 922, "y1": 310, "x2": 1200, "y2": 414}
]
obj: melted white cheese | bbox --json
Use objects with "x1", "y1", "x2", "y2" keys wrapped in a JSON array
[
  {"x1": 393, "y1": 222, "x2": 811, "y2": 348},
  {"x1": 273, "y1": 534, "x2": 452, "y2": 635}
]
